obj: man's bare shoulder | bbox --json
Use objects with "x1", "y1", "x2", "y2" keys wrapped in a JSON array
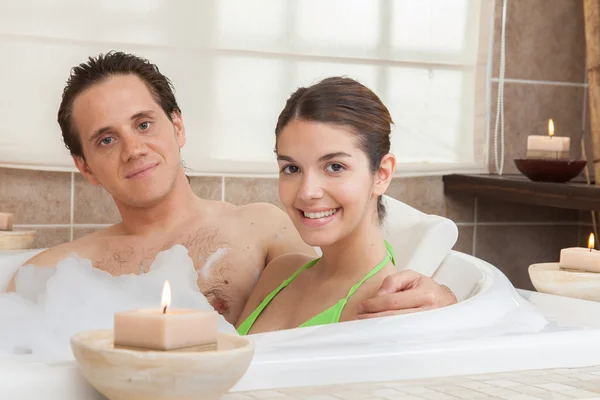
[
  {"x1": 217, "y1": 202, "x2": 287, "y2": 231},
  {"x1": 24, "y1": 226, "x2": 115, "y2": 267},
  {"x1": 232, "y1": 202, "x2": 316, "y2": 259},
  {"x1": 228, "y1": 201, "x2": 284, "y2": 219},
  {"x1": 4, "y1": 227, "x2": 115, "y2": 292}
]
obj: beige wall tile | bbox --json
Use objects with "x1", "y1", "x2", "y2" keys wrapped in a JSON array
[
  {"x1": 445, "y1": 195, "x2": 475, "y2": 224},
  {"x1": 18, "y1": 227, "x2": 71, "y2": 249},
  {"x1": 74, "y1": 174, "x2": 222, "y2": 224},
  {"x1": 488, "y1": 83, "x2": 585, "y2": 174},
  {"x1": 73, "y1": 173, "x2": 121, "y2": 224},
  {"x1": 386, "y1": 177, "x2": 475, "y2": 223},
  {"x1": 0, "y1": 168, "x2": 71, "y2": 224},
  {"x1": 224, "y1": 178, "x2": 282, "y2": 208},
  {"x1": 188, "y1": 176, "x2": 222, "y2": 201},
  {"x1": 492, "y1": 0, "x2": 586, "y2": 82},
  {"x1": 477, "y1": 198, "x2": 579, "y2": 223},
  {"x1": 454, "y1": 226, "x2": 474, "y2": 255},
  {"x1": 72, "y1": 227, "x2": 104, "y2": 241},
  {"x1": 386, "y1": 177, "x2": 445, "y2": 216},
  {"x1": 476, "y1": 225, "x2": 578, "y2": 290}
]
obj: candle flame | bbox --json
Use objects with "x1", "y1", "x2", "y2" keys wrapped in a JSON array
[
  {"x1": 161, "y1": 280, "x2": 171, "y2": 313},
  {"x1": 548, "y1": 119, "x2": 554, "y2": 137},
  {"x1": 589, "y1": 233, "x2": 596, "y2": 250}
]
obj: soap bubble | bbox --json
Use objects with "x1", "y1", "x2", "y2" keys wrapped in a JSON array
[{"x1": 0, "y1": 245, "x2": 237, "y2": 358}]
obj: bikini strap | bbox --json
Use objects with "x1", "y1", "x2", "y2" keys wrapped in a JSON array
[
  {"x1": 236, "y1": 257, "x2": 319, "y2": 335},
  {"x1": 342, "y1": 240, "x2": 395, "y2": 302},
  {"x1": 385, "y1": 240, "x2": 396, "y2": 266},
  {"x1": 238, "y1": 241, "x2": 396, "y2": 335}
]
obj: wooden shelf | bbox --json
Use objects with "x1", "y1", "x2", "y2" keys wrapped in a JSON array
[{"x1": 443, "y1": 174, "x2": 600, "y2": 211}]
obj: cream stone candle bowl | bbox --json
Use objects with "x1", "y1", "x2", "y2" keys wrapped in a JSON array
[
  {"x1": 529, "y1": 262, "x2": 600, "y2": 302},
  {"x1": 70, "y1": 329, "x2": 254, "y2": 400}
]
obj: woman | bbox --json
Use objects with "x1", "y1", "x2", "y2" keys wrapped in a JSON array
[{"x1": 236, "y1": 77, "x2": 402, "y2": 335}]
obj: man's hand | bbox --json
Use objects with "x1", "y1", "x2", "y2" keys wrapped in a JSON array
[{"x1": 357, "y1": 270, "x2": 457, "y2": 319}]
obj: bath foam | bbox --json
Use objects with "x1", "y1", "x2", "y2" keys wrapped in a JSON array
[{"x1": 0, "y1": 245, "x2": 236, "y2": 358}]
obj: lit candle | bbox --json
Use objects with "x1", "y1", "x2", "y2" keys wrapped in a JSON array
[
  {"x1": 113, "y1": 280, "x2": 218, "y2": 352},
  {"x1": 559, "y1": 233, "x2": 600, "y2": 273},
  {"x1": 526, "y1": 119, "x2": 571, "y2": 158}
]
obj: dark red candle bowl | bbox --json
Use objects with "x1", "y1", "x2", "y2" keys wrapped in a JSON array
[{"x1": 513, "y1": 158, "x2": 587, "y2": 183}]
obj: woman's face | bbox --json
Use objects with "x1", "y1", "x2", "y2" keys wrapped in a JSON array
[{"x1": 276, "y1": 119, "x2": 381, "y2": 247}]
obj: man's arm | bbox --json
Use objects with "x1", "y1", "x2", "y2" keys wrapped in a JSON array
[{"x1": 357, "y1": 269, "x2": 458, "y2": 318}]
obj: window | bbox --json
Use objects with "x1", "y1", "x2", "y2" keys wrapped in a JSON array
[{"x1": 0, "y1": 0, "x2": 492, "y2": 176}]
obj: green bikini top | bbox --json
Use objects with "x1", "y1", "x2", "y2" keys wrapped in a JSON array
[{"x1": 237, "y1": 241, "x2": 395, "y2": 336}]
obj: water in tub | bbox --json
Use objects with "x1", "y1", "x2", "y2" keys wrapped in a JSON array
[
  {"x1": 0, "y1": 245, "x2": 237, "y2": 358},
  {"x1": 0, "y1": 244, "x2": 549, "y2": 360}
]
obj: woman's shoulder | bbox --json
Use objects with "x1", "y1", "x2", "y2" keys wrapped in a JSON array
[
  {"x1": 256, "y1": 253, "x2": 314, "y2": 295},
  {"x1": 235, "y1": 252, "x2": 316, "y2": 327},
  {"x1": 253, "y1": 252, "x2": 315, "y2": 293},
  {"x1": 266, "y1": 252, "x2": 315, "y2": 274}
]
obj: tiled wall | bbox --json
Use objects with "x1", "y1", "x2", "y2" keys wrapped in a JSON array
[
  {"x1": 0, "y1": 1, "x2": 592, "y2": 291},
  {"x1": 478, "y1": 0, "x2": 589, "y2": 289},
  {"x1": 489, "y1": 0, "x2": 588, "y2": 174},
  {"x1": 0, "y1": 169, "x2": 585, "y2": 290}
]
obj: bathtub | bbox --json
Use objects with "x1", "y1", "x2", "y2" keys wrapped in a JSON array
[{"x1": 1, "y1": 250, "x2": 600, "y2": 399}]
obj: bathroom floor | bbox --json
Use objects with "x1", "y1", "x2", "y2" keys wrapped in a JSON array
[{"x1": 226, "y1": 366, "x2": 600, "y2": 400}]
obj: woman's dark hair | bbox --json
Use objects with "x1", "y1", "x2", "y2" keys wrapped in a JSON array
[{"x1": 275, "y1": 77, "x2": 392, "y2": 222}]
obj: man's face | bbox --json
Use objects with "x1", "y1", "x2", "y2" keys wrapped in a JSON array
[{"x1": 71, "y1": 74, "x2": 186, "y2": 208}]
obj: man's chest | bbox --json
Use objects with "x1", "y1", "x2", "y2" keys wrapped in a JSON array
[
  {"x1": 89, "y1": 227, "x2": 250, "y2": 269},
  {"x1": 87, "y1": 226, "x2": 266, "y2": 322}
]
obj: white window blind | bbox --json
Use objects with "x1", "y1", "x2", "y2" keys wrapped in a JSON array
[{"x1": 0, "y1": 0, "x2": 492, "y2": 176}]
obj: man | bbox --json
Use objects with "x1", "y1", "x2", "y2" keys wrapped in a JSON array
[{"x1": 7, "y1": 52, "x2": 456, "y2": 325}]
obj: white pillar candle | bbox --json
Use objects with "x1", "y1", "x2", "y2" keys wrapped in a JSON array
[
  {"x1": 559, "y1": 233, "x2": 600, "y2": 273},
  {"x1": 526, "y1": 119, "x2": 570, "y2": 152},
  {"x1": 113, "y1": 281, "x2": 218, "y2": 351},
  {"x1": 527, "y1": 136, "x2": 570, "y2": 152}
]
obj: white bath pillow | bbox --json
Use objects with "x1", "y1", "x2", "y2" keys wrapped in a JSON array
[{"x1": 380, "y1": 195, "x2": 458, "y2": 277}]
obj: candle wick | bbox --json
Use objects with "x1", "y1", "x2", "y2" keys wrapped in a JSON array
[{"x1": 163, "y1": 305, "x2": 167, "y2": 314}]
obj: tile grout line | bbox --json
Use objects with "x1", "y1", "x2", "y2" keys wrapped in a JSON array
[
  {"x1": 580, "y1": 64, "x2": 592, "y2": 237},
  {"x1": 583, "y1": 66, "x2": 588, "y2": 136},
  {"x1": 69, "y1": 172, "x2": 75, "y2": 241},
  {"x1": 15, "y1": 221, "x2": 582, "y2": 229},
  {"x1": 476, "y1": 221, "x2": 581, "y2": 227},
  {"x1": 221, "y1": 176, "x2": 225, "y2": 202},
  {"x1": 483, "y1": 0, "x2": 496, "y2": 169},
  {"x1": 490, "y1": 77, "x2": 588, "y2": 87},
  {"x1": 15, "y1": 220, "x2": 580, "y2": 229},
  {"x1": 472, "y1": 198, "x2": 478, "y2": 256},
  {"x1": 15, "y1": 224, "x2": 112, "y2": 229}
]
